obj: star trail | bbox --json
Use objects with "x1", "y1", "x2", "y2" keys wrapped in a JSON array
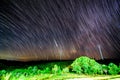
[{"x1": 0, "y1": 0, "x2": 120, "y2": 61}]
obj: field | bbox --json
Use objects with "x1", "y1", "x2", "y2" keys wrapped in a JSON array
[
  {"x1": 2, "y1": 73, "x2": 120, "y2": 80},
  {"x1": 0, "y1": 56, "x2": 120, "y2": 80}
]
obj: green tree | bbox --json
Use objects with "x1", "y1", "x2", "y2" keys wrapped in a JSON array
[
  {"x1": 71, "y1": 56, "x2": 103, "y2": 74},
  {"x1": 108, "y1": 63, "x2": 119, "y2": 75}
]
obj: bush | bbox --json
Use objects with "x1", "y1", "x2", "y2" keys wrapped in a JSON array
[
  {"x1": 72, "y1": 65, "x2": 83, "y2": 74},
  {"x1": 52, "y1": 64, "x2": 61, "y2": 74},
  {"x1": 102, "y1": 64, "x2": 108, "y2": 74},
  {"x1": 119, "y1": 65, "x2": 120, "y2": 73},
  {"x1": 108, "y1": 63, "x2": 119, "y2": 75},
  {"x1": 71, "y1": 56, "x2": 103, "y2": 74},
  {"x1": 41, "y1": 67, "x2": 51, "y2": 74},
  {"x1": 62, "y1": 67, "x2": 69, "y2": 73},
  {"x1": 0, "y1": 70, "x2": 6, "y2": 76}
]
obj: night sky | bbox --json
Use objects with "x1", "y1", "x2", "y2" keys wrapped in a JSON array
[{"x1": 0, "y1": 0, "x2": 120, "y2": 61}]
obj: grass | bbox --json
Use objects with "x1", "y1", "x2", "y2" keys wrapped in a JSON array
[
  {"x1": 1, "y1": 73, "x2": 120, "y2": 80},
  {"x1": 0, "y1": 56, "x2": 120, "y2": 80}
]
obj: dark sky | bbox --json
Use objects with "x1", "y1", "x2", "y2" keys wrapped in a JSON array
[{"x1": 0, "y1": 0, "x2": 120, "y2": 60}]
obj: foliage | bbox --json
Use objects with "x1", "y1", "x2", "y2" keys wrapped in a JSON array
[
  {"x1": 72, "y1": 64, "x2": 82, "y2": 74},
  {"x1": 71, "y1": 56, "x2": 103, "y2": 74},
  {"x1": 108, "y1": 63, "x2": 119, "y2": 75},
  {"x1": 0, "y1": 56, "x2": 120, "y2": 80},
  {"x1": 0, "y1": 70, "x2": 7, "y2": 76},
  {"x1": 101, "y1": 64, "x2": 108, "y2": 74},
  {"x1": 62, "y1": 67, "x2": 69, "y2": 73},
  {"x1": 52, "y1": 64, "x2": 61, "y2": 74}
]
